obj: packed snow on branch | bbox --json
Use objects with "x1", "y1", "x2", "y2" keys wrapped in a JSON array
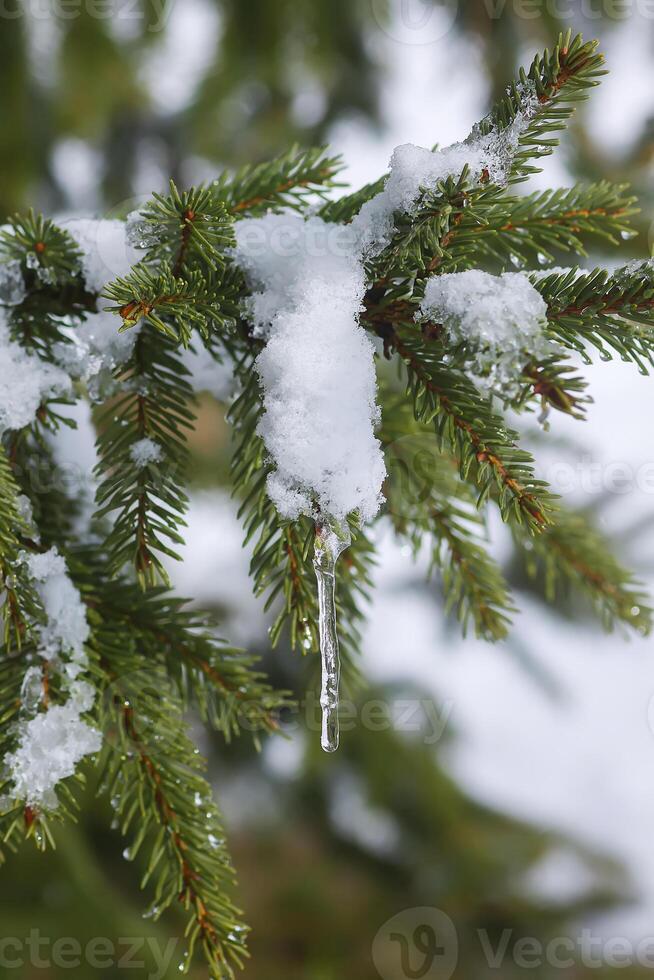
[
  {"x1": 130, "y1": 437, "x2": 163, "y2": 467},
  {"x1": 63, "y1": 218, "x2": 140, "y2": 294},
  {"x1": 0, "y1": 310, "x2": 71, "y2": 435},
  {"x1": 419, "y1": 270, "x2": 552, "y2": 397},
  {"x1": 5, "y1": 548, "x2": 101, "y2": 809},
  {"x1": 233, "y1": 212, "x2": 385, "y2": 523},
  {"x1": 6, "y1": 700, "x2": 101, "y2": 810},
  {"x1": 24, "y1": 548, "x2": 90, "y2": 669},
  {"x1": 352, "y1": 85, "x2": 538, "y2": 255},
  {"x1": 54, "y1": 219, "x2": 142, "y2": 399},
  {"x1": 233, "y1": 98, "x2": 539, "y2": 522}
]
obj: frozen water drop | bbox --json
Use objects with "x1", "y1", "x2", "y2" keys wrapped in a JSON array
[
  {"x1": 313, "y1": 517, "x2": 352, "y2": 753},
  {"x1": 125, "y1": 211, "x2": 163, "y2": 250},
  {"x1": 0, "y1": 260, "x2": 26, "y2": 306}
]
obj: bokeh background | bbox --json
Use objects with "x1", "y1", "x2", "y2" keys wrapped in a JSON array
[{"x1": 1, "y1": 0, "x2": 654, "y2": 977}]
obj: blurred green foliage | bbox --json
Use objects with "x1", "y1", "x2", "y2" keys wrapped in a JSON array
[{"x1": 1, "y1": 0, "x2": 652, "y2": 220}]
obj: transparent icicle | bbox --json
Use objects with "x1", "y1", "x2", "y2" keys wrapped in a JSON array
[{"x1": 313, "y1": 517, "x2": 352, "y2": 753}]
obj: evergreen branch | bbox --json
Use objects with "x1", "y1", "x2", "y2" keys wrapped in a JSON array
[
  {"x1": 96, "y1": 641, "x2": 248, "y2": 978},
  {"x1": 129, "y1": 181, "x2": 236, "y2": 275},
  {"x1": 382, "y1": 400, "x2": 515, "y2": 641},
  {"x1": 94, "y1": 328, "x2": 194, "y2": 588},
  {"x1": 513, "y1": 507, "x2": 652, "y2": 635},
  {"x1": 103, "y1": 263, "x2": 229, "y2": 345},
  {"x1": 519, "y1": 359, "x2": 591, "y2": 421},
  {"x1": 440, "y1": 182, "x2": 638, "y2": 272},
  {"x1": 363, "y1": 291, "x2": 556, "y2": 528},
  {"x1": 365, "y1": 286, "x2": 589, "y2": 420},
  {"x1": 536, "y1": 263, "x2": 654, "y2": 370},
  {"x1": 82, "y1": 568, "x2": 289, "y2": 742},
  {"x1": 319, "y1": 175, "x2": 387, "y2": 224},
  {"x1": 0, "y1": 629, "x2": 95, "y2": 861},
  {"x1": 393, "y1": 328, "x2": 556, "y2": 530},
  {"x1": 215, "y1": 146, "x2": 343, "y2": 216},
  {"x1": 337, "y1": 35, "x2": 607, "y2": 278},
  {"x1": 477, "y1": 32, "x2": 606, "y2": 183},
  {"x1": 0, "y1": 445, "x2": 42, "y2": 648},
  {"x1": 0, "y1": 646, "x2": 52, "y2": 862},
  {"x1": 0, "y1": 210, "x2": 83, "y2": 286}
]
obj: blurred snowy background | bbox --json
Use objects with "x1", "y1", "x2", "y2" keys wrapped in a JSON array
[{"x1": 2, "y1": 1, "x2": 654, "y2": 977}]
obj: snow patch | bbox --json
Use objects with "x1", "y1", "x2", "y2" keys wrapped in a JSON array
[
  {"x1": 6, "y1": 703, "x2": 102, "y2": 809},
  {"x1": 419, "y1": 270, "x2": 551, "y2": 397},
  {"x1": 62, "y1": 218, "x2": 140, "y2": 293},
  {"x1": 233, "y1": 213, "x2": 385, "y2": 523},
  {"x1": 6, "y1": 548, "x2": 100, "y2": 810},
  {"x1": 130, "y1": 437, "x2": 163, "y2": 467},
  {"x1": 0, "y1": 312, "x2": 71, "y2": 435}
]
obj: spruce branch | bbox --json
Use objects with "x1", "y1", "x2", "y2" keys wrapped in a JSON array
[
  {"x1": 440, "y1": 182, "x2": 639, "y2": 273},
  {"x1": 351, "y1": 34, "x2": 609, "y2": 282},
  {"x1": 363, "y1": 292, "x2": 556, "y2": 528},
  {"x1": 97, "y1": 645, "x2": 248, "y2": 978},
  {"x1": 537, "y1": 263, "x2": 654, "y2": 370},
  {"x1": 382, "y1": 398, "x2": 515, "y2": 641},
  {"x1": 478, "y1": 31, "x2": 606, "y2": 183},
  {"x1": 0, "y1": 446, "x2": 42, "y2": 648},
  {"x1": 397, "y1": 333, "x2": 556, "y2": 530},
  {"x1": 82, "y1": 568, "x2": 290, "y2": 743},
  {"x1": 513, "y1": 508, "x2": 652, "y2": 635},
  {"x1": 129, "y1": 181, "x2": 236, "y2": 276},
  {"x1": 0, "y1": 210, "x2": 82, "y2": 287},
  {"x1": 94, "y1": 327, "x2": 194, "y2": 588},
  {"x1": 103, "y1": 263, "x2": 229, "y2": 345},
  {"x1": 215, "y1": 145, "x2": 343, "y2": 216}
]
